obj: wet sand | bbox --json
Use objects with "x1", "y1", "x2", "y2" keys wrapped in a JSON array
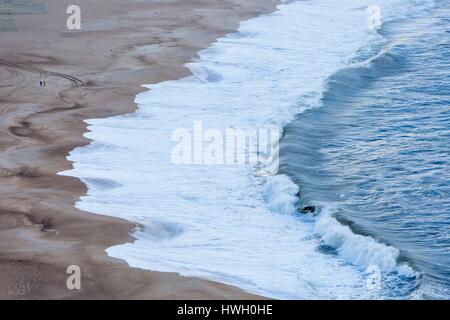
[{"x1": 0, "y1": 0, "x2": 277, "y2": 299}]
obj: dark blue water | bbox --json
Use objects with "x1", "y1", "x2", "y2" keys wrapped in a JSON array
[{"x1": 280, "y1": 2, "x2": 450, "y2": 299}]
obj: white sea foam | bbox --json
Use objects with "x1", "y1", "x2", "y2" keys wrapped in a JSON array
[
  {"x1": 314, "y1": 207, "x2": 416, "y2": 276},
  {"x1": 261, "y1": 175, "x2": 416, "y2": 276},
  {"x1": 60, "y1": 0, "x2": 423, "y2": 299},
  {"x1": 263, "y1": 175, "x2": 299, "y2": 214}
]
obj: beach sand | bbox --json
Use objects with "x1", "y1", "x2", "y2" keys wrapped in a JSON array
[{"x1": 0, "y1": 0, "x2": 277, "y2": 299}]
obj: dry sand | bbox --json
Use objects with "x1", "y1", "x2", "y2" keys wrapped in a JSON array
[{"x1": 0, "y1": 0, "x2": 277, "y2": 299}]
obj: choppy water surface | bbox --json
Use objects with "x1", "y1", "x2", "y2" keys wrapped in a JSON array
[{"x1": 281, "y1": 2, "x2": 450, "y2": 298}]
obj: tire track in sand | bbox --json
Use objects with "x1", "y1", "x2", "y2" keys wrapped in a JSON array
[{"x1": 0, "y1": 58, "x2": 84, "y2": 111}]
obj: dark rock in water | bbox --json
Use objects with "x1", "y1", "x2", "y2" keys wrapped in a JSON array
[
  {"x1": 317, "y1": 244, "x2": 337, "y2": 255},
  {"x1": 301, "y1": 206, "x2": 316, "y2": 214}
]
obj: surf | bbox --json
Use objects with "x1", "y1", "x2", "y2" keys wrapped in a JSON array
[{"x1": 60, "y1": 0, "x2": 440, "y2": 299}]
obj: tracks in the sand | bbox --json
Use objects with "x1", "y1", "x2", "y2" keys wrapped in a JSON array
[
  {"x1": 0, "y1": 58, "x2": 84, "y2": 111},
  {"x1": 0, "y1": 62, "x2": 26, "y2": 105},
  {"x1": 0, "y1": 59, "x2": 84, "y2": 87}
]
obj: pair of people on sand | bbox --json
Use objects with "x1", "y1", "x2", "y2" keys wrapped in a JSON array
[{"x1": 39, "y1": 80, "x2": 46, "y2": 87}]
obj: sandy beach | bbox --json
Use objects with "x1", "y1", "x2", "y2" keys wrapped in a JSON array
[{"x1": 0, "y1": 0, "x2": 277, "y2": 299}]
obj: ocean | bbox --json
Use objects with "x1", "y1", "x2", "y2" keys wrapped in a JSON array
[{"x1": 60, "y1": 0, "x2": 449, "y2": 299}]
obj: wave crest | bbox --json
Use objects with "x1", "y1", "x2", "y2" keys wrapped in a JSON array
[{"x1": 263, "y1": 174, "x2": 299, "y2": 214}]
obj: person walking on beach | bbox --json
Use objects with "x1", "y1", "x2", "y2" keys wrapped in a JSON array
[{"x1": 39, "y1": 81, "x2": 42, "y2": 86}]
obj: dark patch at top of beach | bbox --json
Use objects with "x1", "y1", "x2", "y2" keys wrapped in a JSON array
[{"x1": 0, "y1": 0, "x2": 47, "y2": 31}]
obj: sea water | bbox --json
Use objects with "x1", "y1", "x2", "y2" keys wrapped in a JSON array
[{"x1": 61, "y1": 0, "x2": 448, "y2": 299}]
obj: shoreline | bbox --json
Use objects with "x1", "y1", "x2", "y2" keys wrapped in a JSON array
[{"x1": 0, "y1": 0, "x2": 277, "y2": 299}]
